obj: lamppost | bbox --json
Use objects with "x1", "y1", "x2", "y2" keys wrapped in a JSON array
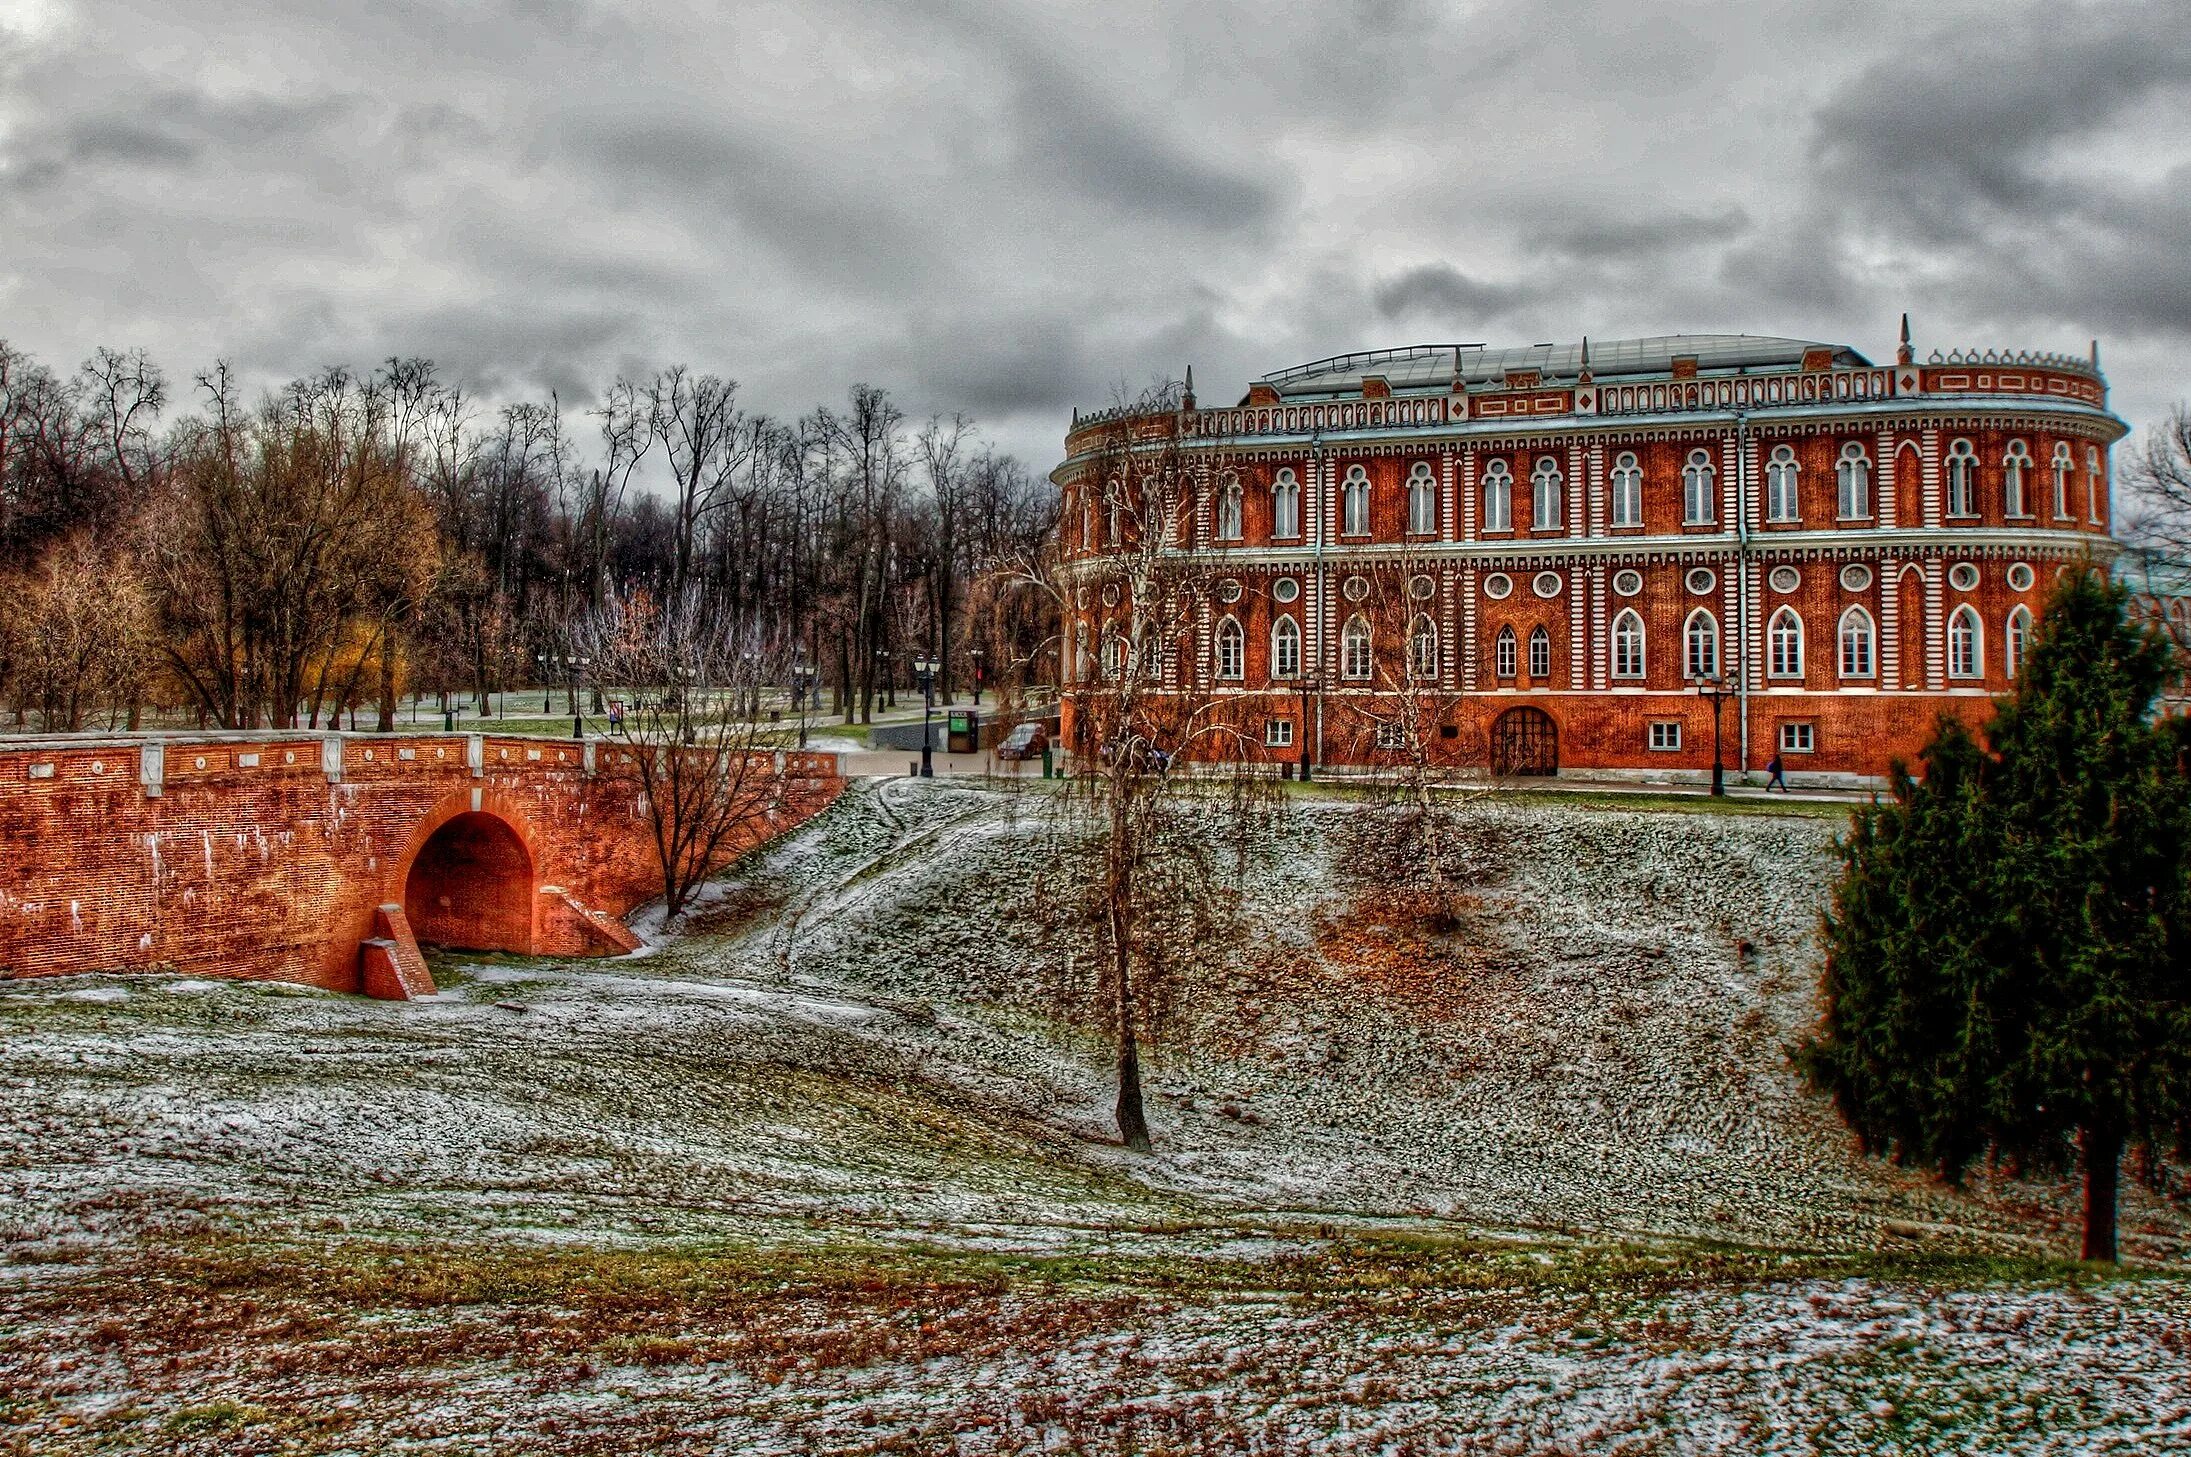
[
  {"x1": 914, "y1": 655, "x2": 938, "y2": 777},
  {"x1": 1298, "y1": 671, "x2": 1318, "y2": 782},
  {"x1": 1692, "y1": 673, "x2": 1735, "y2": 796},
  {"x1": 970, "y1": 647, "x2": 984, "y2": 706},
  {"x1": 565, "y1": 654, "x2": 590, "y2": 739},
  {"x1": 533, "y1": 653, "x2": 553, "y2": 714},
  {"x1": 792, "y1": 657, "x2": 813, "y2": 750}
]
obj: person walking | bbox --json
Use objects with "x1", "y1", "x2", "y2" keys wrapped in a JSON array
[{"x1": 1765, "y1": 752, "x2": 1787, "y2": 792}]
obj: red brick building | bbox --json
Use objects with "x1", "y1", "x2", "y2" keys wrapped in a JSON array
[{"x1": 1054, "y1": 328, "x2": 2126, "y2": 785}]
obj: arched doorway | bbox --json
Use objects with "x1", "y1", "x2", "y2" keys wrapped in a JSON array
[
  {"x1": 1492, "y1": 707, "x2": 1559, "y2": 777},
  {"x1": 403, "y1": 811, "x2": 535, "y2": 954}
]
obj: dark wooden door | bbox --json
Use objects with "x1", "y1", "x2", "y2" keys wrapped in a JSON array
[{"x1": 1492, "y1": 707, "x2": 1558, "y2": 777}]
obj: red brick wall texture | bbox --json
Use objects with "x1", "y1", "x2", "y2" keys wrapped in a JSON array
[{"x1": 0, "y1": 733, "x2": 842, "y2": 994}]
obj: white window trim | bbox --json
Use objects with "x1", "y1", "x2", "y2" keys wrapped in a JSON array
[
  {"x1": 1611, "y1": 609, "x2": 1647, "y2": 680},
  {"x1": 1947, "y1": 606, "x2": 1983, "y2": 680},
  {"x1": 1837, "y1": 606, "x2": 1876, "y2": 679},
  {"x1": 1648, "y1": 720, "x2": 1682, "y2": 751},
  {"x1": 1767, "y1": 607, "x2": 1805, "y2": 680}
]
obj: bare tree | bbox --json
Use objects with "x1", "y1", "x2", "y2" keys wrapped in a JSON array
[
  {"x1": 1023, "y1": 385, "x2": 1280, "y2": 1151},
  {"x1": 577, "y1": 588, "x2": 792, "y2": 920}
]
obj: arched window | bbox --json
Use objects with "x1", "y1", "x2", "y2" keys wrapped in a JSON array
[
  {"x1": 1766, "y1": 445, "x2": 1800, "y2": 522},
  {"x1": 2006, "y1": 606, "x2": 2033, "y2": 677},
  {"x1": 1407, "y1": 462, "x2": 1437, "y2": 535},
  {"x1": 1409, "y1": 615, "x2": 1437, "y2": 679},
  {"x1": 1684, "y1": 608, "x2": 1721, "y2": 680},
  {"x1": 1946, "y1": 439, "x2": 1978, "y2": 517},
  {"x1": 1611, "y1": 609, "x2": 1646, "y2": 679},
  {"x1": 1682, "y1": 448, "x2": 1716, "y2": 524},
  {"x1": 1494, "y1": 624, "x2": 1517, "y2": 679},
  {"x1": 1272, "y1": 467, "x2": 1301, "y2": 538},
  {"x1": 1610, "y1": 451, "x2": 1642, "y2": 527},
  {"x1": 1838, "y1": 606, "x2": 1875, "y2": 678},
  {"x1": 2051, "y1": 443, "x2": 2072, "y2": 518},
  {"x1": 1531, "y1": 455, "x2": 1564, "y2": 531},
  {"x1": 1528, "y1": 624, "x2": 1552, "y2": 679},
  {"x1": 1215, "y1": 615, "x2": 1243, "y2": 679},
  {"x1": 1341, "y1": 614, "x2": 1372, "y2": 679},
  {"x1": 1342, "y1": 465, "x2": 1370, "y2": 536},
  {"x1": 1101, "y1": 631, "x2": 1124, "y2": 680},
  {"x1": 1271, "y1": 615, "x2": 1301, "y2": 678},
  {"x1": 1837, "y1": 442, "x2": 1871, "y2": 520},
  {"x1": 1216, "y1": 475, "x2": 1243, "y2": 540},
  {"x1": 1141, "y1": 631, "x2": 1162, "y2": 679},
  {"x1": 2088, "y1": 445, "x2": 2104, "y2": 523},
  {"x1": 1481, "y1": 459, "x2": 1513, "y2": 532},
  {"x1": 1948, "y1": 605, "x2": 1981, "y2": 679},
  {"x1": 1768, "y1": 606, "x2": 1804, "y2": 678},
  {"x1": 2002, "y1": 440, "x2": 2032, "y2": 517}
]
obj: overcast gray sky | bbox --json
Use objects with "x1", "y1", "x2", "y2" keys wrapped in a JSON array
[{"x1": 3, "y1": 0, "x2": 2188, "y2": 472}]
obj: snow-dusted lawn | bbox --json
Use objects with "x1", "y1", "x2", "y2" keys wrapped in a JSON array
[{"x1": 1, "y1": 779, "x2": 2186, "y2": 1452}]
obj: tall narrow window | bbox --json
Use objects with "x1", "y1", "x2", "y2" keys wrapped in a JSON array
[
  {"x1": 1837, "y1": 442, "x2": 1871, "y2": 520},
  {"x1": 1611, "y1": 609, "x2": 1645, "y2": 679},
  {"x1": 1684, "y1": 608, "x2": 1720, "y2": 680},
  {"x1": 1610, "y1": 451, "x2": 1642, "y2": 527},
  {"x1": 1409, "y1": 615, "x2": 1437, "y2": 679},
  {"x1": 1341, "y1": 614, "x2": 1372, "y2": 679},
  {"x1": 1766, "y1": 445, "x2": 1800, "y2": 522},
  {"x1": 1216, "y1": 475, "x2": 1243, "y2": 540},
  {"x1": 1273, "y1": 467, "x2": 1300, "y2": 538},
  {"x1": 1948, "y1": 605, "x2": 1981, "y2": 679},
  {"x1": 2088, "y1": 445, "x2": 2105, "y2": 523},
  {"x1": 1101, "y1": 632, "x2": 1123, "y2": 680},
  {"x1": 1495, "y1": 624, "x2": 1517, "y2": 679},
  {"x1": 1271, "y1": 615, "x2": 1300, "y2": 678},
  {"x1": 1407, "y1": 462, "x2": 1437, "y2": 535},
  {"x1": 1531, "y1": 455, "x2": 1564, "y2": 531},
  {"x1": 2006, "y1": 606, "x2": 2033, "y2": 677},
  {"x1": 1946, "y1": 439, "x2": 1978, "y2": 516},
  {"x1": 2002, "y1": 440, "x2": 2031, "y2": 517},
  {"x1": 1215, "y1": 615, "x2": 1243, "y2": 679},
  {"x1": 1768, "y1": 606, "x2": 1804, "y2": 678},
  {"x1": 1838, "y1": 606, "x2": 1875, "y2": 678},
  {"x1": 1682, "y1": 448, "x2": 1716, "y2": 524},
  {"x1": 1482, "y1": 460, "x2": 1513, "y2": 532},
  {"x1": 1342, "y1": 465, "x2": 1370, "y2": 536},
  {"x1": 1528, "y1": 624, "x2": 1552, "y2": 679},
  {"x1": 2051, "y1": 443, "x2": 2072, "y2": 518}
]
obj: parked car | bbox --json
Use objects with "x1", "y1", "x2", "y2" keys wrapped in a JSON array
[{"x1": 996, "y1": 721, "x2": 1048, "y2": 761}]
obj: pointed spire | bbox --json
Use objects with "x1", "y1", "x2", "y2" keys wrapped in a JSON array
[
  {"x1": 1451, "y1": 344, "x2": 1466, "y2": 393},
  {"x1": 1182, "y1": 364, "x2": 1196, "y2": 411},
  {"x1": 1896, "y1": 312, "x2": 1913, "y2": 367},
  {"x1": 1577, "y1": 335, "x2": 1593, "y2": 383},
  {"x1": 2090, "y1": 338, "x2": 2101, "y2": 372}
]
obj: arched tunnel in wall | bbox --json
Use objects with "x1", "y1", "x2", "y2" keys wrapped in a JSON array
[{"x1": 404, "y1": 811, "x2": 536, "y2": 954}]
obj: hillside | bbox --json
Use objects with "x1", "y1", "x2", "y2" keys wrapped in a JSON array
[{"x1": 2, "y1": 779, "x2": 2187, "y2": 1453}]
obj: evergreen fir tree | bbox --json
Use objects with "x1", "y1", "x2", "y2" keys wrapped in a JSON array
[{"x1": 1799, "y1": 569, "x2": 2191, "y2": 1261}]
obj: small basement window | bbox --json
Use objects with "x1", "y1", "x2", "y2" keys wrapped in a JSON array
[
  {"x1": 1265, "y1": 718, "x2": 1293, "y2": 747},
  {"x1": 1779, "y1": 722, "x2": 1815, "y2": 754},
  {"x1": 1648, "y1": 721, "x2": 1682, "y2": 752}
]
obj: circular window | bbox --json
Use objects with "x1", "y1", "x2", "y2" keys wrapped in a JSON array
[
  {"x1": 1271, "y1": 577, "x2": 1299, "y2": 603},
  {"x1": 90, "y1": 760, "x2": 103, "y2": 774},
  {"x1": 1612, "y1": 569, "x2": 1643, "y2": 597},
  {"x1": 1409, "y1": 575, "x2": 1436, "y2": 601},
  {"x1": 1533, "y1": 571, "x2": 1563, "y2": 599},
  {"x1": 194, "y1": 756, "x2": 206, "y2": 770},
  {"x1": 2006, "y1": 562, "x2": 2035, "y2": 592},
  {"x1": 1769, "y1": 566, "x2": 1801, "y2": 594},
  {"x1": 1217, "y1": 578, "x2": 1242, "y2": 603},
  {"x1": 1482, "y1": 572, "x2": 1513, "y2": 600},
  {"x1": 1840, "y1": 563, "x2": 1873, "y2": 592},
  {"x1": 1686, "y1": 567, "x2": 1717, "y2": 596},
  {"x1": 1342, "y1": 574, "x2": 1369, "y2": 602},
  {"x1": 1949, "y1": 563, "x2": 1980, "y2": 592},
  {"x1": 1075, "y1": 587, "x2": 1090, "y2": 609},
  {"x1": 1101, "y1": 584, "x2": 1120, "y2": 607}
]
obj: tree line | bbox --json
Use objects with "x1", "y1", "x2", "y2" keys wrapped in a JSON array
[{"x1": 0, "y1": 340, "x2": 1058, "y2": 732}]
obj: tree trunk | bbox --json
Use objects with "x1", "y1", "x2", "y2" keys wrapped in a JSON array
[
  {"x1": 2081, "y1": 1121, "x2": 2122, "y2": 1263},
  {"x1": 1109, "y1": 902, "x2": 1151, "y2": 1153}
]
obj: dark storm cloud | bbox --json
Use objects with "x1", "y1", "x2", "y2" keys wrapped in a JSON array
[
  {"x1": 1372, "y1": 265, "x2": 1536, "y2": 324},
  {"x1": 3, "y1": 0, "x2": 2189, "y2": 473}
]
